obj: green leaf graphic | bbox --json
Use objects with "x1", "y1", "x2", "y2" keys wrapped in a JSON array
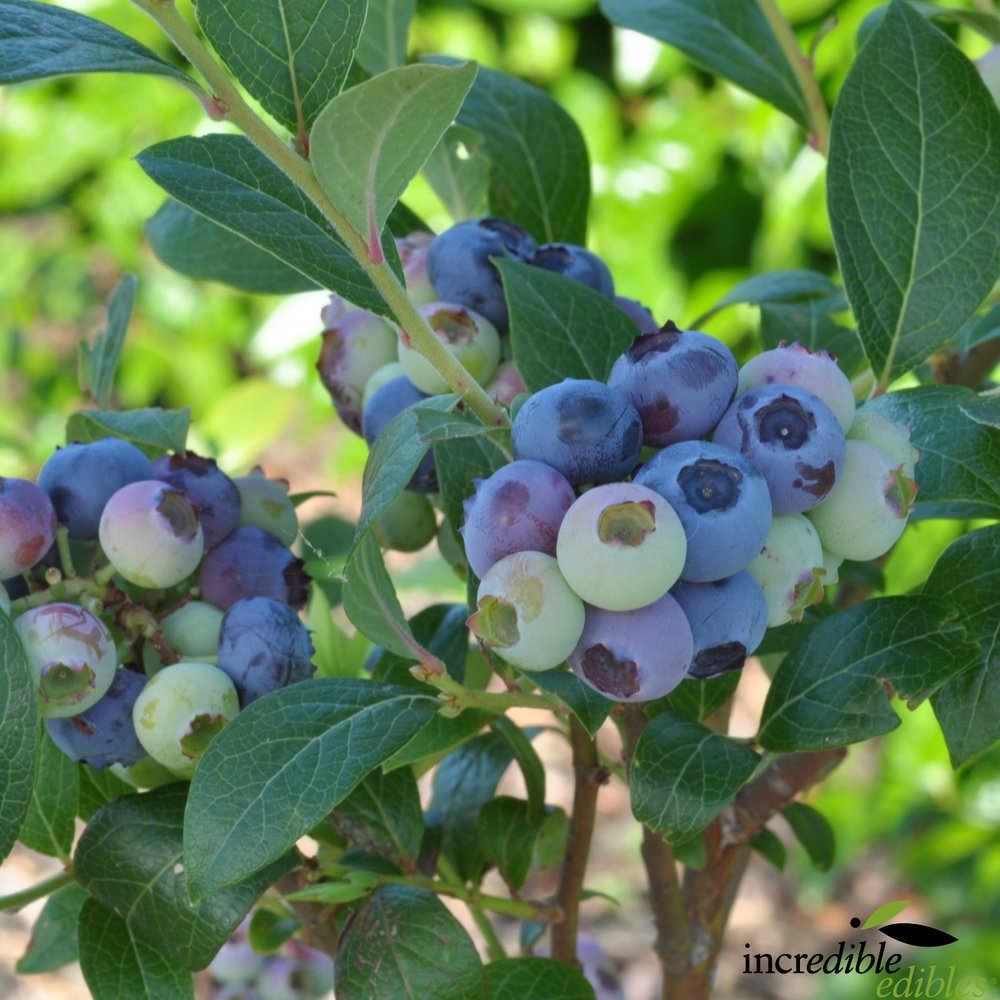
[{"x1": 861, "y1": 899, "x2": 911, "y2": 930}]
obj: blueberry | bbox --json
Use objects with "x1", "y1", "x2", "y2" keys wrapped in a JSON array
[
  {"x1": 99, "y1": 480, "x2": 205, "y2": 588},
  {"x1": 484, "y1": 360, "x2": 527, "y2": 408},
  {"x1": 396, "y1": 230, "x2": 437, "y2": 307},
  {"x1": 142, "y1": 600, "x2": 224, "y2": 676},
  {"x1": 712, "y1": 383, "x2": 846, "y2": 513},
  {"x1": 556, "y1": 482, "x2": 687, "y2": 611},
  {"x1": 361, "y1": 375, "x2": 438, "y2": 493},
  {"x1": 36, "y1": 437, "x2": 154, "y2": 540},
  {"x1": 460, "y1": 459, "x2": 576, "y2": 579},
  {"x1": 526, "y1": 242, "x2": 615, "y2": 296},
  {"x1": 511, "y1": 379, "x2": 643, "y2": 487},
  {"x1": 208, "y1": 931, "x2": 266, "y2": 985},
  {"x1": 373, "y1": 490, "x2": 438, "y2": 553},
  {"x1": 15, "y1": 603, "x2": 118, "y2": 718},
  {"x1": 45, "y1": 667, "x2": 147, "y2": 767},
  {"x1": 613, "y1": 296, "x2": 659, "y2": 334},
  {"x1": 607, "y1": 323, "x2": 739, "y2": 447},
  {"x1": 634, "y1": 441, "x2": 772, "y2": 582},
  {"x1": 427, "y1": 217, "x2": 537, "y2": 331},
  {"x1": 234, "y1": 468, "x2": 299, "y2": 547},
  {"x1": 847, "y1": 407, "x2": 919, "y2": 478},
  {"x1": 568, "y1": 593, "x2": 693, "y2": 703},
  {"x1": 671, "y1": 572, "x2": 768, "y2": 678},
  {"x1": 152, "y1": 452, "x2": 242, "y2": 549},
  {"x1": 199, "y1": 526, "x2": 310, "y2": 611},
  {"x1": 217, "y1": 596, "x2": 315, "y2": 706},
  {"x1": 0, "y1": 477, "x2": 58, "y2": 579},
  {"x1": 745, "y1": 514, "x2": 826, "y2": 627}
]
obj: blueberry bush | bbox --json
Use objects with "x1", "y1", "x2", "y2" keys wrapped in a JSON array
[{"x1": 2, "y1": 1, "x2": 1000, "y2": 998}]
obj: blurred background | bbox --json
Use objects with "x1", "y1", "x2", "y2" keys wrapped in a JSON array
[{"x1": 2, "y1": 0, "x2": 999, "y2": 997}]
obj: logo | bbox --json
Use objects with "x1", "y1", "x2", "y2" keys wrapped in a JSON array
[{"x1": 850, "y1": 899, "x2": 958, "y2": 948}]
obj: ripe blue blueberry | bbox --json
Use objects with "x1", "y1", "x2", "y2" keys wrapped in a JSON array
[
  {"x1": 217, "y1": 596, "x2": 315, "y2": 706},
  {"x1": 361, "y1": 375, "x2": 437, "y2": 493},
  {"x1": 152, "y1": 452, "x2": 242, "y2": 549},
  {"x1": 614, "y1": 296, "x2": 659, "y2": 334},
  {"x1": 511, "y1": 379, "x2": 643, "y2": 487},
  {"x1": 670, "y1": 572, "x2": 768, "y2": 678},
  {"x1": 712, "y1": 383, "x2": 846, "y2": 513},
  {"x1": 461, "y1": 459, "x2": 576, "y2": 579},
  {"x1": 607, "y1": 324, "x2": 738, "y2": 447},
  {"x1": 568, "y1": 593, "x2": 693, "y2": 703},
  {"x1": 36, "y1": 436, "x2": 154, "y2": 540},
  {"x1": 0, "y1": 477, "x2": 58, "y2": 579},
  {"x1": 634, "y1": 440, "x2": 772, "y2": 582},
  {"x1": 526, "y1": 243, "x2": 615, "y2": 296}
]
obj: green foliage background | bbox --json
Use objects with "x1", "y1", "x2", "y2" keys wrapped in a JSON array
[{"x1": 2, "y1": 0, "x2": 998, "y2": 994}]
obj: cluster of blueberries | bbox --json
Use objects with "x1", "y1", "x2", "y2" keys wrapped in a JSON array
[
  {"x1": 317, "y1": 215, "x2": 919, "y2": 704},
  {"x1": 0, "y1": 436, "x2": 315, "y2": 780}
]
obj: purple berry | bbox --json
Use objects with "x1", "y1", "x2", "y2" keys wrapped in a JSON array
[
  {"x1": 397, "y1": 230, "x2": 437, "y2": 306},
  {"x1": 712, "y1": 383, "x2": 846, "y2": 514},
  {"x1": 614, "y1": 295, "x2": 659, "y2": 334},
  {"x1": 484, "y1": 360, "x2": 527, "y2": 408},
  {"x1": 607, "y1": 323, "x2": 738, "y2": 447},
  {"x1": 36, "y1": 437, "x2": 154, "y2": 540},
  {"x1": 152, "y1": 452, "x2": 242, "y2": 549},
  {"x1": 460, "y1": 459, "x2": 576, "y2": 579},
  {"x1": 526, "y1": 242, "x2": 615, "y2": 296},
  {"x1": 0, "y1": 477, "x2": 58, "y2": 579}
]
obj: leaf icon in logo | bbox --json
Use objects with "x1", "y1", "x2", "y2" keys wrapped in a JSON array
[
  {"x1": 878, "y1": 923, "x2": 958, "y2": 947},
  {"x1": 858, "y1": 899, "x2": 911, "y2": 930}
]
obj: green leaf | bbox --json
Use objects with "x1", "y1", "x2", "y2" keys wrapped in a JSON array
[
  {"x1": 192, "y1": 0, "x2": 366, "y2": 136},
  {"x1": 484, "y1": 957, "x2": 596, "y2": 998},
  {"x1": 692, "y1": 270, "x2": 839, "y2": 327},
  {"x1": 77, "y1": 897, "x2": 193, "y2": 1000},
  {"x1": 629, "y1": 710, "x2": 760, "y2": 844},
  {"x1": 527, "y1": 670, "x2": 612, "y2": 738},
  {"x1": 370, "y1": 603, "x2": 471, "y2": 684},
  {"x1": 354, "y1": 0, "x2": 416, "y2": 76},
  {"x1": 859, "y1": 3, "x2": 1000, "y2": 48},
  {"x1": 955, "y1": 304, "x2": 1000, "y2": 353},
  {"x1": 499, "y1": 259, "x2": 638, "y2": 392},
  {"x1": 446, "y1": 61, "x2": 590, "y2": 243},
  {"x1": 312, "y1": 63, "x2": 477, "y2": 252},
  {"x1": 927, "y1": 525, "x2": 1000, "y2": 766},
  {"x1": 782, "y1": 801, "x2": 834, "y2": 872},
  {"x1": 415, "y1": 403, "x2": 509, "y2": 445},
  {"x1": 661, "y1": 672, "x2": 741, "y2": 724},
  {"x1": 308, "y1": 587, "x2": 370, "y2": 679},
  {"x1": 0, "y1": 0, "x2": 196, "y2": 89},
  {"x1": 867, "y1": 387, "x2": 1000, "y2": 514},
  {"x1": 758, "y1": 596, "x2": 982, "y2": 753},
  {"x1": 334, "y1": 885, "x2": 483, "y2": 1000},
  {"x1": 424, "y1": 124, "x2": 491, "y2": 221},
  {"x1": 383, "y1": 708, "x2": 491, "y2": 772},
  {"x1": 135, "y1": 135, "x2": 396, "y2": 317},
  {"x1": 184, "y1": 679, "x2": 437, "y2": 898},
  {"x1": 19, "y1": 728, "x2": 78, "y2": 860},
  {"x1": 75, "y1": 784, "x2": 294, "y2": 970},
  {"x1": 860, "y1": 898, "x2": 911, "y2": 930},
  {"x1": 599, "y1": 0, "x2": 811, "y2": 128},
  {"x1": 329, "y1": 766, "x2": 424, "y2": 870},
  {"x1": 16, "y1": 882, "x2": 88, "y2": 974},
  {"x1": 491, "y1": 716, "x2": 545, "y2": 825},
  {"x1": 64, "y1": 407, "x2": 190, "y2": 456},
  {"x1": 146, "y1": 200, "x2": 317, "y2": 295},
  {"x1": 0, "y1": 613, "x2": 37, "y2": 864},
  {"x1": 282, "y1": 880, "x2": 371, "y2": 905},
  {"x1": 477, "y1": 796, "x2": 539, "y2": 893},
  {"x1": 247, "y1": 907, "x2": 301, "y2": 953},
  {"x1": 77, "y1": 765, "x2": 132, "y2": 822},
  {"x1": 827, "y1": 0, "x2": 1000, "y2": 387},
  {"x1": 759, "y1": 297, "x2": 867, "y2": 378},
  {"x1": 78, "y1": 273, "x2": 136, "y2": 409},
  {"x1": 749, "y1": 827, "x2": 786, "y2": 871}
]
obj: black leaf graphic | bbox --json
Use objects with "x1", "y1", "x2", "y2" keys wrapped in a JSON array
[{"x1": 879, "y1": 923, "x2": 957, "y2": 947}]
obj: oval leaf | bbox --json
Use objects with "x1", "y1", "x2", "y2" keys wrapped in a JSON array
[
  {"x1": 0, "y1": 614, "x2": 37, "y2": 863},
  {"x1": 18, "y1": 727, "x2": 77, "y2": 860},
  {"x1": 879, "y1": 923, "x2": 958, "y2": 947},
  {"x1": 860, "y1": 898, "x2": 911, "y2": 930},
  {"x1": 782, "y1": 801, "x2": 835, "y2": 872},
  {"x1": 692, "y1": 269, "x2": 839, "y2": 327},
  {"x1": 828, "y1": 0, "x2": 1000, "y2": 388},
  {"x1": 184, "y1": 678, "x2": 437, "y2": 898},
  {"x1": 16, "y1": 882, "x2": 88, "y2": 975},
  {"x1": 483, "y1": 957, "x2": 596, "y2": 999},
  {"x1": 354, "y1": 0, "x2": 416, "y2": 76},
  {"x1": 64, "y1": 407, "x2": 190, "y2": 457}
]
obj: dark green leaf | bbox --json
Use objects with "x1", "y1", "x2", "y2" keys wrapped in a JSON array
[
  {"x1": 193, "y1": 0, "x2": 366, "y2": 136},
  {"x1": 135, "y1": 135, "x2": 396, "y2": 317},
  {"x1": 434, "y1": 434, "x2": 511, "y2": 540},
  {"x1": 661, "y1": 671, "x2": 741, "y2": 724},
  {"x1": 0, "y1": 0, "x2": 196, "y2": 88},
  {"x1": 483, "y1": 957, "x2": 596, "y2": 999},
  {"x1": 927, "y1": 525, "x2": 1000, "y2": 766},
  {"x1": 77, "y1": 897, "x2": 193, "y2": 1000},
  {"x1": 77, "y1": 764, "x2": 132, "y2": 822},
  {"x1": 758, "y1": 596, "x2": 982, "y2": 753},
  {"x1": 533, "y1": 805, "x2": 570, "y2": 872},
  {"x1": 0, "y1": 613, "x2": 37, "y2": 863},
  {"x1": 424, "y1": 123, "x2": 491, "y2": 221},
  {"x1": 859, "y1": 3, "x2": 1000, "y2": 48},
  {"x1": 477, "y1": 796, "x2": 539, "y2": 893},
  {"x1": 16, "y1": 882, "x2": 88, "y2": 974},
  {"x1": 491, "y1": 716, "x2": 545, "y2": 825},
  {"x1": 312, "y1": 63, "x2": 477, "y2": 248},
  {"x1": 64, "y1": 407, "x2": 190, "y2": 456},
  {"x1": 528, "y1": 669, "x2": 612, "y2": 738},
  {"x1": 749, "y1": 827, "x2": 786, "y2": 871},
  {"x1": 630, "y1": 710, "x2": 760, "y2": 844},
  {"x1": 329, "y1": 766, "x2": 424, "y2": 870},
  {"x1": 146, "y1": 200, "x2": 317, "y2": 295},
  {"x1": 184, "y1": 679, "x2": 437, "y2": 897},
  {"x1": 78, "y1": 273, "x2": 136, "y2": 409},
  {"x1": 354, "y1": 0, "x2": 415, "y2": 75},
  {"x1": 499, "y1": 259, "x2": 638, "y2": 392},
  {"x1": 415, "y1": 405, "x2": 509, "y2": 445},
  {"x1": 955, "y1": 304, "x2": 1000, "y2": 353},
  {"x1": 370, "y1": 603, "x2": 471, "y2": 684},
  {"x1": 782, "y1": 801, "x2": 834, "y2": 871},
  {"x1": 759, "y1": 298, "x2": 867, "y2": 378},
  {"x1": 335, "y1": 885, "x2": 483, "y2": 999},
  {"x1": 75, "y1": 784, "x2": 294, "y2": 970},
  {"x1": 827, "y1": 0, "x2": 1000, "y2": 387},
  {"x1": 247, "y1": 907, "x2": 301, "y2": 953},
  {"x1": 867, "y1": 387, "x2": 1000, "y2": 514},
  {"x1": 444, "y1": 60, "x2": 590, "y2": 243},
  {"x1": 599, "y1": 0, "x2": 811, "y2": 128},
  {"x1": 383, "y1": 708, "x2": 491, "y2": 771},
  {"x1": 692, "y1": 270, "x2": 838, "y2": 327},
  {"x1": 19, "y1": 728, "x2": 78, "y2": 859}
]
